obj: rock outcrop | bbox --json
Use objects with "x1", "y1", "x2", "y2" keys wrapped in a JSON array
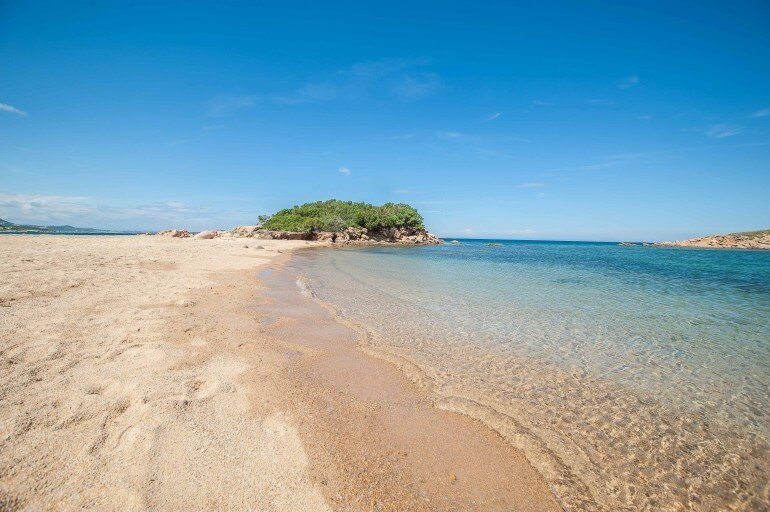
[
  {"x1": 231, "y1": 226, "x2": 442, "y2": 245},
  {"x1": 192, "y1": 230, "x2": 221, "y2": 240},
  {"x1": 161, "y1": 225, "x2": 442, "y2": 245},
  {"x1": 156, "y1": 229, "x2": 192, "y2": 238},
  {"x1": 655, "y1": 230, "x2": 770, "y2": 250}
]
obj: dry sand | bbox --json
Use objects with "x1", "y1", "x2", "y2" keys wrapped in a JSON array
[{"x1": 0, "y1": 235, "x2": 560, "y2": 511}]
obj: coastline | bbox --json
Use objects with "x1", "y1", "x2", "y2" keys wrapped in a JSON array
[
  {"x1": 654, "y1": 230, "x2": 770, "y2": 250},
  {"x1": 258, "y1": 253, "x2": 562, "y2": 511},
  {"x1": 284, "y1": 248, "x2": 600, "y2": 510},
  {"x1": 0, "y1": 235, "x2": 560, "y2": 511}
]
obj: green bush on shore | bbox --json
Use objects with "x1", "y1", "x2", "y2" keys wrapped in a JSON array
[{"x1": 260, "y1": 200, "x2": 426, "y2": 233}]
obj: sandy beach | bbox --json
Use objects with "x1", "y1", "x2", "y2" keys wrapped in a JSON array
[{"x1": 0, "y1": 235, "x2": 559, "y2": 511}]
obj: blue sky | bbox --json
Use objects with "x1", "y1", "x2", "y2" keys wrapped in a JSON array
[{"x1": 1, "y1": 1, "x2": 769, "y2": 240}]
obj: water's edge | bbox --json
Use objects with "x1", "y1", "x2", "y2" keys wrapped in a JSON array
[
  {"x1": 290, "y1": 253, "x2": 598, "y2": 510},
  {"x1": 285, "y1": 243, "x2": 769, "y2": 511}
]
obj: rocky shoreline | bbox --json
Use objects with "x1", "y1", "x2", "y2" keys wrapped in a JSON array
[
  {"x1": 157, "y1": 225, "x2": 443, "y2": 245},
  {"x1": 655, "y1": 230, "x2": 770, "y2": 250}
]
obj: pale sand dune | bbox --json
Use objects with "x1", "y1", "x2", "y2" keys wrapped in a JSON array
[
  {"x1": 0, "y1": 235, "x2": 560, "y2": 511},
  {"x1": 0, "y1": 235, "x2": 329, "y2": 511}
]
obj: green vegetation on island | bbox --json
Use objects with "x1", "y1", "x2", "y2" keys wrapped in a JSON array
[{"x1": 259, "y1": 200, "x2": 426, "y2": 233}]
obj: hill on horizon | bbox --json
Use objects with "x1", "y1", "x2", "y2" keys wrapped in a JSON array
[{"x1": 0, "y1": 218, "x2": 131, "y2": 234}]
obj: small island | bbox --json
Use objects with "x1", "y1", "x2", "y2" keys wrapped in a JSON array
[
  {"x1": 159, "y1": 200, "x2": 442, "y2": 245},
  {"x1": 656, "y1": 230, "x2": 770, "y2": 249}
]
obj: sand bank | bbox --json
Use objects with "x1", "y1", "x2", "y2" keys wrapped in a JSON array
[{"x1": 0, "y1": 235, "x2": 559, "y2": 511}]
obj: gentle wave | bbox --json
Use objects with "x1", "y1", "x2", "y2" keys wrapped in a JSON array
[{"x1": 291, "y1": 241, "x2": 770, "y2": 511}]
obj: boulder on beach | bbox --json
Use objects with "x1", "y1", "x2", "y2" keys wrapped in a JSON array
[
  {"x1": 156, "y1": 229, "x2": 192, "y2": 238},
  {"x1": 229, "y1": 225, "x2": 261, "y2": 237},
  {"x1": 193, "y1": 230, "x2": 219, "y2": 240}
]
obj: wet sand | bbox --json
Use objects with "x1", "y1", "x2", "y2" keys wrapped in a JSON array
[
  {"x1": 258, "y1": 258, "x2": 562, "y2": 511},
  {"x1": 0, "y1": 235, "x2": 560, "y2": 511}
]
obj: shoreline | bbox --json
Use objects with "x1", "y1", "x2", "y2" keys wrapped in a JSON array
[
  {"x1": 256, "y1": 254, "x2": 562, "y2": 511},
  {"x1": 0, "y1": 235, "x2": 560, "y2": 511},
  {"x1": 286, "y1": 242, "x2": 770, "y2": 511},
  {"x1": 284, "y1": 248, "x2": 602, "y2": 510}
]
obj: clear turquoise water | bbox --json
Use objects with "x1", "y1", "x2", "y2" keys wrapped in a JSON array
[{"x1": 291, "y1": 240, "x2": 770, "y2": 511}]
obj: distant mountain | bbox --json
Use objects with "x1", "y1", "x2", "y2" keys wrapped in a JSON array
[
  {"x1": 46, "y1": 224, "x2": 111, "y2": 233},
  {"x1": 0, "y1": 218, "x2": 134, "y2": 234}
]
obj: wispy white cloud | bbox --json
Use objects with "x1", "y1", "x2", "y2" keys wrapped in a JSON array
[
  {"x1": 556, "y1": 150, "x2": 669, "y2": 172},
  {"x1": 267, "y1": 82, "x2": 340, "y2": 105},
  {"x1": 518, "y1": 182, "x2": 546, "y2": 188},
  {"x1": 428, "y1": 130, "x2": 530, "y2": 159},
  {"x1": 558, "y1": 142, "x2": 765, "y2": 175},
  {"x1": 0, "y1": 163, "x2": 33, "y2": 176},
  {"x1": 750, "y1": 108, "x2": 770, "y2": 118},
  {"x1": 234, "y1": 57, "x2": 441, "y2": 107},
  {"x1": 392, "y1": 188, "x2": 411, "y2": 194},
  {"x1": 502, "y1": 135, "x2": 531, "y2": 143},
  {"x1": 484, "y1": 112, "x2": 502, "y2": 122},
  {"x1": 338, "y1": 167, "x2": 351, "y2": 176},
  {"x1": 637, "y1": 114, "x2": 653, "y2": 120},
  {"x1": 345, "y1": 58, "x2": 441, "y2": 101},
  {"x1": 167, "y1": 138, "x2": 192, "y2": 147},
  {"x1": 390, "y1": 72, "x2": 441, "y2": 100},
  {"x1": 205, "y1": 95, "x2": 257, "y2": 116},
  {"x1": 0, "y1": 193, "x2": 92, "y2": 219},
  {"x1": 384, "y1": 132, "x2": 418, "y2": 141},
  {"x1": 704, "y1": 124, "x2": 743, "y2": 139},
  {"x1": 618, "y1": 74, "x2": 640, "y2": 89},
  {"x1": 0, "y1": 192, "x2": 252, "y2": 231},
  {"x1": 346, "y1": 57, "x2": 430, "y2": 77},
  {"x1": 533, "y1": 99, "x2": 553, "y2": 106},
  {"x1": 0, "y1": 102, "x2": 27, "y2": 116}
]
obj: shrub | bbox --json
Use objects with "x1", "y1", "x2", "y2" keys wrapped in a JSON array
[{"x1": 261, "y1": 200, "x2": 426, "y2": 233}]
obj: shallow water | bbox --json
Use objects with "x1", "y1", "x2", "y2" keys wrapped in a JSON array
[{"x1": 290, "y1": 241, "x2": 770, "y2": 511}]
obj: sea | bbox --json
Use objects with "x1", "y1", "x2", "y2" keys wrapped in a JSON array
[{"x1": 288, "y1": 239, "x2": 770, "y2": 511}]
